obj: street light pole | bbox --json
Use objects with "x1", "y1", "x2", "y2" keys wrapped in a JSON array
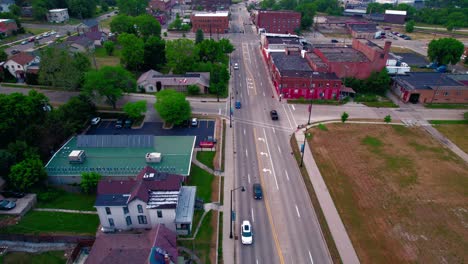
[
  {"x1": 229, "y1": 186, "x2": 245, "y2": 239},
  {"x1": 307, "y1": 74, "x2": 313, "y2": 125},
  {"x1": 300, "y1": 130, "x2": 307, "y2": 167},
  {"x1": 229, "y1": 92, "x2": 232, "y2": 128}
]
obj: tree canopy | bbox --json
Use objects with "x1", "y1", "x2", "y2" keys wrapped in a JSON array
[
  {"x1": 116, "y1": 0, "x2": 147, "y2": 16},
  {"x1": 118, "y1": 33, "x2": 144, "y2": 70},
  {"x1": 123, "y1": 100, "x2": 147, "y2": 119},
  {"x1": 80, "y1": 172, "x2": 101, "y2": 194},
  {"x1": 111, "y1": 14, "x2": 161, "y2": 38},
  {"x1": 154, "y1": 90, "x2": 191, "y2": 125},
  {"x1": 143, "y1": 36, "x2": 166, "y2": 71},
  {"x1": 344, "y1": 70, "x2": 391, "y2": 95},
  {"x1": 8, "y1": 157, "x2": 47, "y2": 191},
  {"x1": 84, "y1": 66, "x2": 136, "y2": 109},
  {"x1": 428, "y1": 38, "x2": 464, "y2": 65},
  {"x1": 165, "y1": 38, "x2": 199, "y2": 74},
  {"x1": 32, "y1": 0, "x2": 96, "y2": 20}
]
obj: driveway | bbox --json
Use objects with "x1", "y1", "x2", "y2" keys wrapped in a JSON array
[{"x1": 87, "y1": 120, "x2": 215, "y2": 146}]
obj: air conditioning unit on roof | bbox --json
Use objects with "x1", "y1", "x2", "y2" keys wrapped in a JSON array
[{"x1": 146, "y1": 152, "x2": 162, "y2": 163}]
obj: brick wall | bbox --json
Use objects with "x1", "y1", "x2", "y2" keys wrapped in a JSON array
[
  {"x1": 256, "y1": 11, "x2": 301, "y2": 34},
  {"x1": 191, "y1": 15, "x2": 228, "y2": 33}
]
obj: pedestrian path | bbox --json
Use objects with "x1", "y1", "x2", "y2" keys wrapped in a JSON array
[
  {"x1": 0, "y1": 240, "x2": 73, "y2": 253},
  {"x1": 33, "y1": 208, "x2": 97, "y2": 214}
]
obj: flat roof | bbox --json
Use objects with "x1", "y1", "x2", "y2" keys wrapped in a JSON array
[
  {"x1": 193, "y1": 12, "x2": 228, "y2": 17},
  {"x1": 394, "y1": 72, "x2": 465, "y2": 91},
  {"x1": 175, "y1": 186, "x2": 196, "y2": 224},
  {"x1": 271, "y1": 52, "x2": 340, "y2": 80},
  {"x1": 49, "y1": 8, "x2": 68, "y2": 12},
  {"x1": 267, "y1": 36, "x2": 301, "y2": 45},
  {"x1": 385, "y1": 10, "x2": 407, "y2": 15},
  {"x1": 348, "y1": 23, "x2": 377, "y2": 33},
  {"x1": 316, "y1": 47, "x2": 369, "y2": 63},
  {"x1": 45, "y1": 135, "x2": 196, "y2": 177}
]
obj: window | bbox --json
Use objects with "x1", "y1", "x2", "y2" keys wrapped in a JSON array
[
  {"x1": 138, "y1": 205, "x2": 143, "y2": 214},
  {"x1": 109, "y1": 218, "x2": 114, "y2": 227},
  {"x1": 123, "y1": 206, "x2": 129, "y2": 214},
  {"x1": 126, "y1": 216, "x2": 132, "y2": 226},
  {"x1": 444, "y1": 92, "x2": 449, "y2": 96},
  {"x1": 138, "y1": 215, "x2": 147, "y2": 224},
  {"x1": 105, "y1": 207, "x2": 111, "y2": 215},
  {"x1": 157, "y1": 210, "x2": 163, "y2": 218}
]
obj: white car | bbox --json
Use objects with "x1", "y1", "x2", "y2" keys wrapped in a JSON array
[
  {"x1": 91, "y1": 117, "x2": 101, "y2": 125},
  {"x1": 50, "y1": 30, "x2": 57, "y2": 35},
  {"x1": 234, "y1": 63, "x2": 239, "y2": 70},
  {"x1": 191, "y1": 118, "x2": 198, "y2": 127},
  {"x1": 241, "y1": 220, "x2": 253, "y2": 245}
]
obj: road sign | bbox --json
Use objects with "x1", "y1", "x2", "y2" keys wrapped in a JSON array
[{"x1": 231, "y1": 211, "x2": 236, "y2": 221}]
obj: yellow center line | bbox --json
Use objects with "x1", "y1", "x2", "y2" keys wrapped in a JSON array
[{"x1": 253, "y1": 128, "x2": 285, "y2": 264}]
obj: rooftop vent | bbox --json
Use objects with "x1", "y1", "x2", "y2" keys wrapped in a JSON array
[
  {"x1": 146, "y1": 152, "x2": 162, "y2": 163},
  {"x1": 68, "y1": 150, "x2": 86, "y2": 164}
]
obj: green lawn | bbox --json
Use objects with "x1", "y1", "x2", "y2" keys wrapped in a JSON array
[
  {"x1": 37, "y1": 189, "x2": 96, "y2": 211},
  {"x1": 25, "y1": 27, "x2": 49, "y2": 35},
  {"x1": 360, "y1": 101, "x2": 399, "y2": 108},
  {"x1": 196, "y1": 151, "x2": 215, "y2": 170},
  {"x1": 2, "y1": 211, "x2": 99, "y2": 235},
  {"x1": 178, "y1": 211, "x2": 214, "y2": 264},
  {"x1": 424, "y1": 103, "x2": 468, "y2": 109},
  {"x1": 0, "y1": 251, "x2": 67, "y2": 264},
  {"x1": 188, "y1": 164, "x2": 214, "y2": 203}
]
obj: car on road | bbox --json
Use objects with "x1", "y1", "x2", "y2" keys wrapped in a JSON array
[
  {"x1": 0, "y1": 200, "x2": 16, "y2": 210},
  {"x1": 28, "y1": 36, "x2": 35, "y2": 42},
  {"x1": 403, "y1": 36, "x2": 411, "y2": 40},
  {"x1": 270, "y1": 110, "x2": 279, "y2": 120},
  {"x1": 241, "y1": 220, "x2": 253, "y2": 245},
  {"x1": 233, "y1": 63, "x2": 239, "y2": 70},
  {"x1": 124, "y1": 119, "x2": 133, "y2": 128},
  {"x1": 115, "y1": 119, "x2": 124, "y2": 128},
  {"x1": 20, "y1": 40, "x2": 28, "y2": 45},
  {"x1": 331, "y1": 39, "x2": 339, "y2": 43},
  {"x1": 253, "y1": 183, "x2": 263, "y2": 200},
  {"x1": 91, "y1": 117, "x2": 101, "y2": 125},
  {"x1": 50, "y1": 30, "x2": 57, "y2": 35},
  {"x1": 191, "y1": 118, "x2": 198, "y2": 127},
  {"x1": 10, "y1": 49, "x2": 20, "y2": 54},
  {"x1": 0, "y1": 191, "x2": 25, "y2": 198},
  {"x1": 235, "y1": 101, "x2": 241, "y2": 109}
]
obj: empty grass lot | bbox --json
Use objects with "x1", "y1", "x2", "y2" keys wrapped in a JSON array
[
  {"x1": 92, "y1": 47, "x2": 121, "y2": 68},
  {"x1": 188, "y1": 164, "x2": 214, "y2": 203},
  {"x1": 431, "y1": 123, "x2": 468, "y2": 153},
  {"x1": 178, "y1": 211, "x2": 214, "y2": 264},
  {"x1": 37, "y1": 189, "x2": 96, "y2": 211},
  {"x1": 0, "y1": 251, "x2": 67, "y2": 264},
  {"x1": 196, "y1": 151, "x2": 216, "y2": 170},
  {"x1": 2, "y1": 211, "x2": 99, "y2": 235},
  {"x1": 308, "y1": 124, "x2": 468, "y2": 264}
]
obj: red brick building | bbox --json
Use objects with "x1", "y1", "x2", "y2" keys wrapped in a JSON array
[
  {"x1": 0, "y1": 19, "x2": 18, "y2": 37},
  {"x1": 253, "y1": 10, "x2": 301, "y2": 34},
  {"x1": 268, "y1": 48, "x2": 344, "y2": 100},
  {"x1": 148, "y1": 0, "x2": 175, "y2": 12},
  {"x1": 191, "y1": 12, "x2": 229, "y2": 34}
]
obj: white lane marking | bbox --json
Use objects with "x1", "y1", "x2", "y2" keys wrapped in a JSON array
[
  {"x1": 272, "y1": 128, "x2": 275, "y2": 134},
  {"x1": 291, "y1": 105, "x2": 295, "y2": 111},
  {"x1": 251, "y1": 208, "x2": 255, "y2": 222},
  {"x1": 263, "y1": 92, "x2": 265, "y2": 97},
  {"x1": 295, "y1": 205, "x2": 301, "y2": 218},
  {"x1": 285, "y1": 170, "x2": 290, "y2": 181},
  {"x1": 309, "y1": 251, "x2": 314, "y2": 264},
  {"x1": 277, "y1": 146, "x2": 281, "y2": 153},
  {"x1": 247, "y1": 86, "x2": 250, "y2": 95},
  {"x1": 282, "y1": 104, "x2": 293, "y2": 130},
  {"x1": 248, "y1": 173, "x2": 251, "y2": 184},
  {"x1": 256, "y1": 259, "x2": 259, "y2": 264},
  {"x1": 263, "y1": 129, "x2": 279, "y2": 190},
  {"x1": 240, "y1": 93, "x2": 243, "y2": 99},
  {"x1": 260, "y1": 82, "x2": 262, "y2": 86},
  {"x1": 245, "y1": 149, "x2": 248, "y2": 157},
  {"x1": 288, "y1": 104, "x2": 298, "y2": 128},
  {"x1": 243, "y1": 129, "x2": 246, "y2": 135},
  {"x1": 218, "y1": 108, "x2": 221, "y2": 115}
]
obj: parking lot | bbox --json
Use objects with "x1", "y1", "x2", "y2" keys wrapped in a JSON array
[{"x1": 86, "y1": 120, "x2": 216, "y2": 146}]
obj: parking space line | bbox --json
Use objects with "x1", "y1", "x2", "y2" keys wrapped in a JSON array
[
  {"x1": 251, "y1": 208, "x2": 255, "y2": 223},
  {"x1": 285, "y1": 170, "x2": 289, "y2": 181},
  {"x1": 277, "y1": 146, "x2": 281, "y2": 153},
  {"x1": 295, "y1": 205, "x2": 301, "y2": 218},
  {"x1": 245, "y1": 149, "x2": 248, "y2": 158},
  {"x1": 248, "y1": 173, "x2": 251, "y2": 184},
  {"x1": 308, "y1": 251, "x2": 314, "y2": 264}
]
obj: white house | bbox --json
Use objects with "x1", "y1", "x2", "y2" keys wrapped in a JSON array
[
  {"x1": 3, "y1": 52, "x2": 39, "y2": 79},
  {"x1": 95, "y1": 166, "x2": 197, "y2": 235},
  {"x1": 47, "y1": 8, "x2": 69, "y2": 23}
]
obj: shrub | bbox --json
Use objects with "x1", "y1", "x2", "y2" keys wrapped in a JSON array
[
  {"x1": 341, "y1": 112, "x2": 349, "y2": 123},
  {"x1": 187, "y1": 85, "x2": 200, "y2": 95},
  {"x1": 384, "y1": 115, "x2": 392, "y2": 123}
]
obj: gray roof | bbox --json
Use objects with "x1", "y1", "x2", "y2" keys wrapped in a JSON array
[
  {"x1": 267, "y1": 36, "x2": 300, "y2": 45},
  {"x1": 95, "y1": 194, "x2": 129, "y2": 206},
  {"x1": 348, "y1": 23, "x2": 377, "y2": 33},
  {"x1": 138, "y1": 69, "x2": 210, "y2": 88},
  {"x1": 316, "y1": 47, "x2": 369, "y2": 63},
  {"x1": 270, "y1": 52, "x2": 340, "y2": 80},
  {"x1": 175, "y1": 186, "x2": 196, "y2": 224},
  {"x1": 81, "y1": 19, "x2": 98, "y2": 28},
  {"x1": 393, "y1": 72, "x2": 465, "y2": 91}
]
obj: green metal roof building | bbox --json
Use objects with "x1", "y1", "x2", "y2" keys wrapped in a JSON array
[{"x1": 45, "y1": 135, "x2": 196, "y2": 184}]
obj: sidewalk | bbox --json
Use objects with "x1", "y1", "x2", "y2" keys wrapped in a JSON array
[
  {"x1": 295, "y1": 130, "x2": 360, "y2": 264},
  {"x1": 222, "y1": 119, "x2": 235, "y2": 264},
  {"x1": 33, "y1": 208, "x2": 97, "y2": 214}
]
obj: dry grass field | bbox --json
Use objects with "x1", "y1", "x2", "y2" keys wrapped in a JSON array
[
  {"x1": 433, "y1": 124, "x2": 468, "y2": 154},
  {"x1": 308, "y1": 124, "x2": 467, "y2": 264}
]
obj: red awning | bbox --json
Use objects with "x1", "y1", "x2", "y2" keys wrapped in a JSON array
[{"x1": 199, "y1": 141, "x2": 214, "y2": 148}]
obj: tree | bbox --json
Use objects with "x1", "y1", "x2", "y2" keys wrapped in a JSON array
[
  {"x1": 110, "y1": 15, "x2": 135, "y2": 34},
  {"x1": 84, "y1": 66, "x2": 136, "y2": 109},
  {"x1": 195, "y1": 29, "x2": 204, "y2": 44},
  {"x1": 0, "y1": 49, "x2": 7, "y2": 61},
  {"x1": 118, "y1": 33, "x2": 144, "y2": 70},
  {"x1": 116, "y1": 0, "x2": 147, "y2": 16},
  {"x1": 218, "y1": 38, "x2": 234, "y2": 54},
  {"x1": 8, "y1": 157, "x2": 46, "y2": 191},
  {"x1": 187, "y1": 85, "x2": 200, "y2": 95},
  {"x1": 341, "y1": 112, "x2": 349, "y2": 123},
  {"x1": 57, "y1": 94, "x2": 97, "y2": 133},
  {"x1": 446, "y1": 12, "x2": 467, "y2": 31},
  {"x1": 166, "y1": 39, "x2": 198, "y2": 74},
  {"x1": 405, "y1": 20, "x2": 415, "y2": 33},
  {"x1": 38, "y1": 48, "x2": 91, "y2": 90},
  {"x1": 428, "y1": 38, "x2": 464, "y2": 65},
  {"x1": 9, "y1": 4, "x2": 22, "y2": 17},
  {"x1": 143, "y1": 36, "x2": 166, "y2": 71},
  {"x1": 32, "y1": 0, "x2": 50, "y2": 20},
  {"x1": 104, "y1": 41, "x2": 115, "y2": 55},
  {"x1": 101, "y1": 2, "x2": 109, "y2": 12},
  {"x1": 67, "y1": 0, "x2": 96, "y2": 19},
  {"x1": 80, "y1": 172, "x2": 101, "y2": 194},
  {"x1": 154, "y1": 90, "x2": 191, "y2": 125},
  {"x1": 168, "y1": 14, "x2": 183, "y2": 30},
  {"x1": 0, "y1": 149, "x2": 14, "y2": 177},
  {"x1": 384, "y1": 115, "x2": 392, "y2": 123},
  {"x1": 198, "y1": 39, "x2": 223, "y2": 63},
  {"x1": 134, "y1": 14, "x2": 161, "y2": 39},
  {"x1": 123, "y1": 100, "x2": 147, "y2": 119}
]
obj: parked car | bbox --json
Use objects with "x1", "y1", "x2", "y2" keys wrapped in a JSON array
[
  {"x1": 0, "y1": 200, "x2": 16, "y2": 210},
  {"x1": 384, "y1": 27, "x2": 391, "y2": 30},
  {"x1": 233, "y1": 63, "x2": 239, "y2": 70},
  {"x1": 253, "y1": 183, "x2": 263, "y2": 200},
  {"x1": 191, "y1": 118, "x2": 198, "y2": 127},
  {"x1": 241, "y1": 220, "x2": 253, "y2": 245},
  {"x1": 10, "y1": 49, "x2": 20, "y2": 55},
  {"x1": 270, "y1": 110, "x2": 279, "y2": 120},
  {"x1": 50, "y1": 30, "x2": 57, "y2": 35},
  {"x1": 20, "y1": 40, "x2": 28, "y2": 45},
  {"x1": 206, "y1": 136, "x2": 217, "y2": 144},
  {"x1": 91, "y1": 117, "x2": 101, "y2": 125},
  {"x1": 124, "y1": 119, "x2": 133, "y2": 128},
  {"x1": 0, "y1": 191, "x2": 25, "y2": 198},
  {"x1": 28, "y1": 36, "x2": 35, "y2": 42},
  {"x1": 115, "y1": 119, "x2": 124, "y2": 128},
  {"x1": 403, "y1": 36, "x2": 411, "y2": 40},
  {"x1": 331, "y1": 39, "x2": 339, "y2": 43}
]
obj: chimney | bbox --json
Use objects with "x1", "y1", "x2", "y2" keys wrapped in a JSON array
[
  {"x1": 383, "y1": 41, "x2": 391, "y2": 55},
  {"x1": 301, "y1": 49, "x2": 306, "y2": 58},
  {"x1": 164, "y1": 254, "x2": 170, "y2": 264}
]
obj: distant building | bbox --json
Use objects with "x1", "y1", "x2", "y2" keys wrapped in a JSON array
[
  {"x1": 86, "y1": 224, "x2": 178, "y2": 264},
  {"x1": 76, "y1": 19, "x2": 99, "y2": 33},
  {"x1": 191, "y1": 12, "x2": 229, "y2": 34},
  {"x1": 191, "y1": 0, "x2": 230, "y2": 11},
  {"x1": 384, "y1": 10, "x2": 407, "y2": 24},
  {"x1": 392, "y1": 73, "x2": 468, "y2": 104},
  {"x1": 0, "y1": 0, "x2": 14, "y2": 13},
  {"x1": 3, "y1": 52, "x2": 39, "y2": 80},
  {"x1": 253, "y1": 10, "x2": 301, "y2": 34},
  {"x1": 386, "y1": 59, "x2": 410, "y2": 75},
  {"x1": 346, "y1": 22, "x2": 378, "y2": 39},
  {"x1": 138, "y1": 69, "x2": 210, "y2": 94},
  {"x1": 260, "y1": 33, "x2": 306, "y2": 55},
  {"x1": 0, "y1": 19, "x2": 18, "y2": 36},
  {"x1": 343, "y1": 9, "x2": 367, "y2": 17},
  {"x1": 65, "y1": 35, "x2": 95, "y2": 53},
  {"x1": 47, "y1": 8, "x2": 69, "y2": 23},
  {"x1": 21, "y1": 6, "x2": 33, "y2": 17},
  {"x1": 149, "y1": 0, "x2": 176, "y2": 12}
]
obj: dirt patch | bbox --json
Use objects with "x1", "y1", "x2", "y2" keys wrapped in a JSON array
[
  {"x1": 211, "y1": 176, "x2": 219, "y2": 203},
  {"x1": 209, "y1": 212, "x2": 218, "y2": 264},
  {"x1": 309, "y1": 124, "x2": 468, "y2": 264}
]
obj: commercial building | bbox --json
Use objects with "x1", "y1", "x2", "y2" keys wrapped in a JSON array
[
  {"x1": 138, "y1": 69, "x2": 210, "y2": 94},
  {"x1": 260, "y1": 33, "x2": 306, "y2": 55},
  {"x1": 45, "y1": 135, "x2": 196, "y2": 184},
  {"x1": 46, "y1": 8, "x2": 69, "y2": 23},
  {"x1": 0, "y1": 18, "x2": 17, "y2": 36},
  {"x1": 191, "y1": 0, "x2": 230, "y2": 11},
  {"x1": 148, "y1": 0, "x2": 176, "y2": 12},
  {"x1": 253, "y1": 10, "x2": 301, "y2": 34},
  {"x1": 191, "y1": 12, "x2": 229, "y2": 34},
  {"x1": 346, "y1": 22, "x2": 378, "y2": 39},
  {"x1": 384, "y1": 10, "x2": 407, "y2": 24},
  {"x1": 392, "y1": 73, "x2": 468, "y2": 104}
]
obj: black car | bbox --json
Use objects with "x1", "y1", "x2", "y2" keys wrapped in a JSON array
[
  {"x1": 0, "y1": 190, "x2": 25, "y2": 198},
  {"x1": 115, "y1": 119, "x2": 124, "y2": 128},
  {"x1": 253, "y1": 183, "x2": 263, "y2": 200},
  {"x1": 10, "y1": 49, "x2": 20, "y2": 55},
  {"x1": 331, "y1": 39, "x2": 339, "y2": 43},
  {"x1": 270, "y1": 110, "x2": 279, "y2": 120}
]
